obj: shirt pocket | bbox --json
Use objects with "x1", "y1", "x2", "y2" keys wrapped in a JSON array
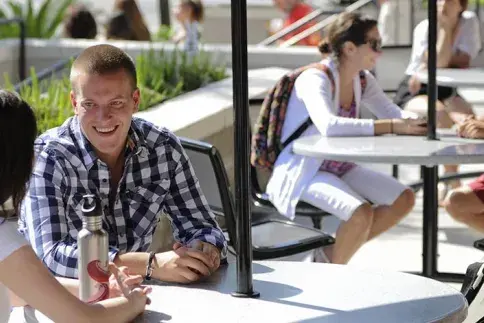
[{"x1": 126, "y1": 181, "x2": 169, "y2": 238}]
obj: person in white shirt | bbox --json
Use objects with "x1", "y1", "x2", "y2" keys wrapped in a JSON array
[
  {"x1": 393, "y1": 0, "x2": 481, "y2": 200},
  {"x1": 266, "y1": 12, "x2": 426, "y2": 265},
  {"x1": 377, "y1": 0, "x2": 397, "y2": 46},
  {"x1": 0, "y1": 90, "x2": 150, "y2": 323},
  {"x1": 172, "y1": 0, "x2": 204, "y2": 55}
]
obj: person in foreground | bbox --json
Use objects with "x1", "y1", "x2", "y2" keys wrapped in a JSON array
[
  {"x1": 393, "y1": 0, "x2": 481, "y2": 199},
  {"x1": 266, "y1": 12, "x2": 426, "y2": 265},
  {"x1": 443, "y1": 116, "x2": 484, "y2": 232},
  {"x1": 0, "y1": 90, "x2": 150, "y2": 323},
  {"x1": 19, "y1": 44, "x2": 227, "y2": 283}
]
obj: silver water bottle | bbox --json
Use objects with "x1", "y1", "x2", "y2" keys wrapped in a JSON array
[{"x1": 78, "y1": 194, "x2": 110, "y2": 303}]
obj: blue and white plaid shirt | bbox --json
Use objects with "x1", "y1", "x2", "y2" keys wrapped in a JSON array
[{"x1": 19, "y1": 116, "x2": 227, "y2": 278}]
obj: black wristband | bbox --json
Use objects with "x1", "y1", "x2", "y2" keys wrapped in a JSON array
[{"x1": 145, "y1": 251, "x2": 156, "y2": 280}]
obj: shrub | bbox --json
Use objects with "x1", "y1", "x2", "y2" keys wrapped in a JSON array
[
  {"x1": 4, "y1": 49, "x2": 228, "y2": 134},
  {"x1": 0, "y1": 0, "x2": 75, "y2": 39}
]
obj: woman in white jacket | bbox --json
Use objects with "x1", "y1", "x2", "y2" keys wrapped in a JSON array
[{"x1": 266, "y1": 12, "x2": 426, "y2": 265}]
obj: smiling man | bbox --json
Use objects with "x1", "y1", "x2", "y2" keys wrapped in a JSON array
[{"x1": 19, "y1": 44, "x2": 227, "y2": 283}]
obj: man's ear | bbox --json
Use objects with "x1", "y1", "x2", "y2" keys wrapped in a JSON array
[
  {"x1": 132, "y1": 88, "x2": 140, "y2": 113},
  {"x1": 70, "y1": 90, "x2": 79, "y2": 115}
]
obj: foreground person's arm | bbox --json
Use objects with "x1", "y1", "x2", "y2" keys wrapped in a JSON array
[{"x1": 0, "y1": 244, "x2": 149, "y2": 323}]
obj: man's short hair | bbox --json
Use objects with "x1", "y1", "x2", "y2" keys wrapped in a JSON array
[{"x1": 70, "y1": 44, "x2": 137, "y2": 91}]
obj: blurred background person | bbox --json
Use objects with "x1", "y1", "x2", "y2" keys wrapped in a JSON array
[
  {"x1": 63, "y1": 4, "x2": 98, "y2": 39},
  {"x1": 270, "y1": 0, "x2": 321, "y2": 46},
  {"x1": 172, "y1": 0, "x2": 204, "y2": 54},
  {"x1": 376, "y1": 0, "x2": 397, "y2": 45},
  {"x1": 112, "y1": 0, "x2": 151, "y2": 41}
]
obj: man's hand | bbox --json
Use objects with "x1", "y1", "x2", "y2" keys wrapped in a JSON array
[
  {"x1": 152, "y1": 242, "x2": 220, "y2": 283},
  {"x1": 108, "y1": 265, "x2": 144, "y2": 298},
  {"x1": 457, "y1": 119, "x2": 484, "y2": 139},
  {"x1": 174, "y1": 240, "x2": 221, "y2": 272}
]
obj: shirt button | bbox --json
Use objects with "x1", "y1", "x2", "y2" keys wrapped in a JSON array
[
  {"x1": 119, "y1": 233, "x2": 125, "y2": 238},
  {"x1": 102, "y1": 179, "x2": 107, "y2": 183}
]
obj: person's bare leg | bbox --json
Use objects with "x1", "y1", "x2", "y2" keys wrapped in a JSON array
[
  {"x1": 330, "y1": 203, "x2": 374, "y2": 265},
  {"x1": 443, "y1": 186, "x2": 484, "y2": 232},
  {"x1": 367, "y1": 189, "x2": 415, "y2": 240}
]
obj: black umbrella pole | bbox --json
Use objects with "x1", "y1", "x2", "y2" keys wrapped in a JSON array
[
  {"x1": 427, "y1": 0, "x2": 437, "y2": 140},
  {"x1": 230, "y1": 0, "x2": 259, "y2": 298}
]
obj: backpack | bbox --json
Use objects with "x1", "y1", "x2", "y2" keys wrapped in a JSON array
[
  {"x1": 461, "y1": 260, "x2": 484, "y2": 323},
  {"x1": 250, "y1": 63, "x2": 367, "y2": 170}
]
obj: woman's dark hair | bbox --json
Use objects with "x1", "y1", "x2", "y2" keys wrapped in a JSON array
[
  {"x1": 106, "y1": 11, "x2": 135, "y2": 40},
  {"x1": 63, "y1": 5, "x2": 98, "y2": 39},
  {"x1": 113, "y1": 0, "x2": 151, "y2": 41},
  {"x1": 182, "y1": 0, "x2": 204, "y2": 22},
  {"x1": 0, "y1": 90, "x2": 37, "y2": 217},
  {"x1": 317, "y1": 12, "x2": 377, "y2": 58}
]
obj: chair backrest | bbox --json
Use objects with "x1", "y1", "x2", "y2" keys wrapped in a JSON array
[{"x1": 179, "y1": 137, "x2": 237, "y2": 246}]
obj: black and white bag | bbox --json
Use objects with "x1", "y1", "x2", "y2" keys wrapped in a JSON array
[{"x1": 462, "y1": 261, "x2": 484, "y2": 323}]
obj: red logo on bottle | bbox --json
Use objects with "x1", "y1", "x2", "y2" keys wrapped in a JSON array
[{"x1": 86, "y1": 260, "x2": 110, "y2": 303}]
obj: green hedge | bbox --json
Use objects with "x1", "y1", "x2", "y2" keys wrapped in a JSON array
[
  {"x1": 4, "y1": 49, "x2": 228, "y2": 134},
  {"x1": 0, "y1": 0, "x2": 74, "y2": 39}
]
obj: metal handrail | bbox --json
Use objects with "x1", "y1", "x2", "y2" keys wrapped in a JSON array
[
  {"x1": 0, "y1": 18, "x2": 26, "y2": 81},
  {"x1": 280, "y1": 0, "x2": 373, "y2": 48},
  {"x1": 257, "y1": 8, "x2": 343, "y2": 46},
  {"x1": 14, "y1": 54, "x2": 78, "y2": 92}
]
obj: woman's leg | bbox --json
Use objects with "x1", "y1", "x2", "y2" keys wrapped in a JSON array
[
  {"x1": 341, "y1": 166, "x2": 415, "y2": 240},
  {"x1": 300, "y1": 171, "x2": 374, "y2": 265}
]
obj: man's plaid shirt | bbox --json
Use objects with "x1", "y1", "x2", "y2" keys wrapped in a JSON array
[{"x1": 18, "y1": 116, "x2": 227, "y2": 278}]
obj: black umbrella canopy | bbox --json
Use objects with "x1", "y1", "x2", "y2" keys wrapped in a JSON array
[{"x1": 230, "y1": 0, "x2": 260, "y2": 298}]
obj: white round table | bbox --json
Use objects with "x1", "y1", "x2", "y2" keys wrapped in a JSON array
[
  {"x1": 292, "y1": 133, "x2": 484, "y2": 166},
  {"x1": 292, "y1": 133, "x2": 484, "y2": 282},
  {"x1": 14, "y1": 261, "x2": 468, "y2": 323},
  {"x1": 416, "y1": 68, "x2": 484, "y2": 87}
]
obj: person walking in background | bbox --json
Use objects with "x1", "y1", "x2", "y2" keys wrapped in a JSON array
[
  {"x1": 172, "y1": 0, "x2": 204, "y2": 54},
  {"x1": 271, "y1": 0, "x2": 321, "y2": 46}
]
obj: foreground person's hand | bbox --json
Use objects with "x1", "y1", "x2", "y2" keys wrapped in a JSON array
[
  {"x1": 108, "y1": 265, "x2": 144, "y2": 298},
  {"x1": 109, "y1": 264, "x2": 151, "y2": 305}
]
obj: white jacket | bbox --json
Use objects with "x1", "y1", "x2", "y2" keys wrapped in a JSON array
[{"x1": 266, "y1": 58, "x2": 415, "y2": 219}]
